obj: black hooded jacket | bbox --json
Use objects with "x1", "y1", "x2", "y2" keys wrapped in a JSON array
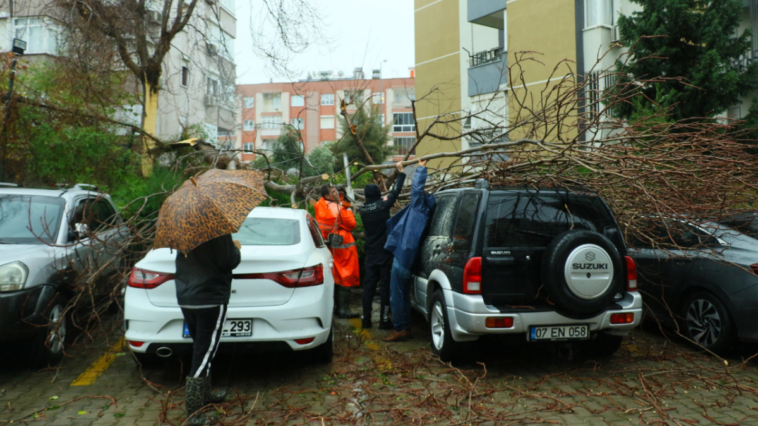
[
  {"x1": 175, "y1": 234, "x2": 241, "y2": 306},
  {"x1": 358, "y1": 173, "x2": 406, "y2": 266}
]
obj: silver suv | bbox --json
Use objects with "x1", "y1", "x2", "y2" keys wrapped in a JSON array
[
  {"x1": 0, "y1": 185, "x2": 128, "y2": 366},
  {"x1": 411, "y1": 182, "x2": 642, "y2": 362}
]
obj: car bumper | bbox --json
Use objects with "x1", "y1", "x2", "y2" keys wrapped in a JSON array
[
  {"x1": 0, "y1": 286, "x2": 45, "y2": 342},
  {"x1": 448, "y1": 291, "x2": 643, "y2": 341},
  {"x1": 124, "y1": 286, "x2": 333, "y2": 353}
]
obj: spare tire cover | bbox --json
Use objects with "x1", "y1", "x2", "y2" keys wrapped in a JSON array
[{"x1": 541, "y1": 230, "x2": 624, "y2": 314}]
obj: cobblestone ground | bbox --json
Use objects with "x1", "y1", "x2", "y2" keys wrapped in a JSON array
[{"x1": 2, "y1": 298, "x2": 758, "y2": 425}]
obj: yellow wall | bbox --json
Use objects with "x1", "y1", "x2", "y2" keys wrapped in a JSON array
[
  {"x1": 414, "y1": 0, "x2": 463, "y2": 164},
  {"x1": 506, "y1": 0, "x2": 580, "y2": 142}
]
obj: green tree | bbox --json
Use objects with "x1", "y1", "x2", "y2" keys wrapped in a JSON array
[
  {"x1": 616, "y1": 0, "x2": 758, "y2": 121},
  {"x1": 334, "y1": 107, "x2": 391, "y2": 166},
  {"x1": 272, "y1": 126, "x2": 306, "y2": 173}
]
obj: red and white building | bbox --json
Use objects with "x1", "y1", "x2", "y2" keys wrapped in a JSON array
[{"x1": 236, "y1": 69, "x2": 415, "y2": 163}]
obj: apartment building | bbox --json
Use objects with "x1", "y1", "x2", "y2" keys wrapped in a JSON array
[
  {"x1": 236, "y1": 70, "x2": 415, "y2": 163},
  {"x1": 0, "y1": 0, "x2": 237, "y2": 145}
]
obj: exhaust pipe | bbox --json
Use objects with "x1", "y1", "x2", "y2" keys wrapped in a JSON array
[{"x1": 155, "y1": 347, "x2": 173, "y2": 358}]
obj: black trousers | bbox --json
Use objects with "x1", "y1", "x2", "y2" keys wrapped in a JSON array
[
  {"x1": 362, "y1": 258, "x2": 392, "y2": 319},
  {"x1": 181, "y1": 305, "x2": 227, "y2": 378}
]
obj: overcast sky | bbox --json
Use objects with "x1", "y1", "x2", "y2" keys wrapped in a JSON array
[{"x1": 234, "y1": 0, "x2": 415, "y2": 84}]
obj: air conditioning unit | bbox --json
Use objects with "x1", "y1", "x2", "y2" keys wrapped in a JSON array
[
  {"x1": 206, "y1": 43, "x2": 218, "y2": 57},
  {"x1": 147, "y1": 10, "x2": 162, "y2": 25},
  {"x1": 611, "y1": 26, "x2": 621, "y2": 43}
]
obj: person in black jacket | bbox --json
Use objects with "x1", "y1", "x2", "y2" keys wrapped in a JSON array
[
  {"x1": 175, "y1": 234, "x2": 241, "y2": 425},
  {"x1": 358, "y1": 161, "x2": 406, "y2": 330}
]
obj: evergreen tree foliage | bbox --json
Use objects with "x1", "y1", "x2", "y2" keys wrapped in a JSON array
[
  {"x1": 616, "y1": 0, "x2": 758, "y2": 121},
  {"x1": 333, "y1": 107, "x2": 391, "y2": 166}
]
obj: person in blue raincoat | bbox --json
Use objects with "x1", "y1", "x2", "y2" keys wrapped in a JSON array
[{"x1": 382, "y1": 159, "x2": 436, "y2": 342}]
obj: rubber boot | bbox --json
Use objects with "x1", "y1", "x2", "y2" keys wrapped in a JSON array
[
  {"x1": 361, "y1": 315, "x2": 372, "y2": 329},
  {"x1": 185, "y1": 377, "x2": 211, "y2": 426},
  {"x1": 205, "y1": 374, "x2": 227, "y2": 404},
  {"x1": 378, "y1": 304, "x2": 393, "y2": 330},
  {"x1": 335, "y1": 286, "x2": 360, "y2": 319}
]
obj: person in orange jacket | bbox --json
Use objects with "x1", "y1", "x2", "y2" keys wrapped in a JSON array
[{"x1": 314, "y1": 184, "x2": 360, "y2": 318}]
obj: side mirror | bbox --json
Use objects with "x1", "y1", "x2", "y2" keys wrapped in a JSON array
[{"x1": 69, "y1": 223, "x2": 90, "y2": 242}]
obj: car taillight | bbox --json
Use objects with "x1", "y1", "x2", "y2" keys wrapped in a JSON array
[
  {"x1": 611, "y1": 313, "x2": 635, "y2": 324},
  {"x1": 295, "y1": 337, "x2": 315, "y2": 345},
  {"x1": 485, "y1": 317, "x2": 514, "y2": 328},
  {"x1": 463, "y1": 257, "x2": 482, "y2": 294},
  {"x1": 236, "y1": 264, "x2": 324, "y2": 288},
  {"x1": 625, "y1": 256, "x2": 637, "y2": 291},
  {"x1": 128, "y1": 268, "x2": 174, "y2": 289},
  {"x1": 751, "y1": 263, "x2": 758, "y2": 276},
  {"x1": 128, "y1": 340, "x2": 145, "y2": 347}
]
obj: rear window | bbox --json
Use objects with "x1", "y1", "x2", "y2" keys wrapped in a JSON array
[
  {"x1": 234, "y1": 218, "x2": 301, "y2": 246},
  {"x1": 720, "y1": 216, "x2": 758, "y2": 240},
  {"x1": 485, "y1": 193, "x2": 615, "y2": 248}
]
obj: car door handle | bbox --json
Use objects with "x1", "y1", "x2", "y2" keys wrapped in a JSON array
[{"x1": 432, "y1": 246, "x2": 441, "y2": 254}]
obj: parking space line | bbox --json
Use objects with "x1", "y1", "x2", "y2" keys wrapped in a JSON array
[
  {"x1": 70, "y1": 337, "x2": 125, "y2": 386},
  {"x1": 348, "y1": 319, "x2": 392, "y2": 370}
]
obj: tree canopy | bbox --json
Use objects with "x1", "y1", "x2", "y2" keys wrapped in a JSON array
[
  {"x1": 616, "y1": 0, "x2": 758, "y2": 121},
  {"x1": 334, "y1": 107, "x2": 391, "y2": 166}
]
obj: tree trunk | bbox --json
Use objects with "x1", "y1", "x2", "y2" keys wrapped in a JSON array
[{"x1": 141, "y1": 79, "x2": 160, "y2": 177}]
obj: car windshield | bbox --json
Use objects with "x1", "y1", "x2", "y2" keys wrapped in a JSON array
[
  {"x1": 720, "y1": 216, "x2": 758, "y2": 240},
  {"x1": 0, "y1": 195, "x2": 65, "y2": 244},
  {"x1": 233, "y1": 217, "x2": 301, "y2": 246}
]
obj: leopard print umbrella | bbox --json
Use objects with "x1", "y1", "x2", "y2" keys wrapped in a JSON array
[{"x1": 154, "y1": 169, "x2": 267, "y2": 254}]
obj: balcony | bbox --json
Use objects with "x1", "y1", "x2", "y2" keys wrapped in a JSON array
[
  {"x1": 468, "y1": 0, "x2": 506, "y2": 30},
  {"x1": 468, "y1": 48, "x2": 507, "y2": 97}
]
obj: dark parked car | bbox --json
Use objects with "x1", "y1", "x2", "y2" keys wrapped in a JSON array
[
  {"x1": 410, "y1": 181, "x2": 641, "y2": 361},
  {"x1": 628, "y1": 215, "x2": 758, "y2": 354}
]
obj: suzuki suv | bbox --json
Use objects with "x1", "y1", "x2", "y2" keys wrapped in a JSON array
[{"x1": 411, "y1": 181, "x2": 641, "y2": 361}]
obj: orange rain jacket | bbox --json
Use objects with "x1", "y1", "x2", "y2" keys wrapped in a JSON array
[{"x1": 314, "y1": 197, "x2": 360, "y2": 288}]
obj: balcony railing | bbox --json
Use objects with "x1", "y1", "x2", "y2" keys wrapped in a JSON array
[
  {"x1": 470, "y1": 47, "x2": 505, "y2": 68},
  {"x1": 733, "y1": 50, "x2": 758, "y2": 72}
]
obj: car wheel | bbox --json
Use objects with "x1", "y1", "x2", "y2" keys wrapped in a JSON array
[
  {"x1": 429, "y1": 290, "x2": 461, "y2": 363},
  {"x1": 682, "y1": 292, "x2": 735, "y2": 354},
  {"x1": 585, "y1": 332, "x2": 623, "y2": 357},
  {"x1": 312, "y1": 325, "x2": 334, "y2": 364},
  {"x1": 32, "y1": 296, "x2": 69, "y2": 367},
  {"x1": 131, "y1": 352, "x2": 160, "y2": 369}
]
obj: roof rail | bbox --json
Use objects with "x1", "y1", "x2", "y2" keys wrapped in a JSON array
[
  {"x1": 0, "y1": 182, "x2": 18, "y2": 188},
  {"x1": 72, "y1": 183, "x2": 99, "y2": 192},
  {"x1": 435, "y1": 179, "x2": 477, "y2": 193}
]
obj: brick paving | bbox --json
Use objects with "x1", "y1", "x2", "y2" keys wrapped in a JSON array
[{"x1": 2, "y1": 302, "x2": 758, "y2": 425}]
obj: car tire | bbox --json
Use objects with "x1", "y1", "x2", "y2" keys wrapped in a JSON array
[
  {"x1": 312, "y1": 325, "x2": 334, "y2": 364},
  {"x1": 429, "y1": 290, "x2": 461, "y2": 363},
  {"x1": 31, "y1": 295, "x2": 69, "y2": 367},
  {"x1": 585, "y1": 332, "x2": 623, "y2": 358},
  {"x1": 681, "y1": 292, "x2": 735, "y2": 355},
  {"x1": 131, "y1": 352, "x2": 160, "y2": 369},
  {"x1": 541, "y1": 230, "x2": 625, "y2": 314}
]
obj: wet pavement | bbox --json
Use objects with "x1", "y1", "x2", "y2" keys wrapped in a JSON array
[{"x1": 2, "y1": 297, "x2": 758, "y2": 425}]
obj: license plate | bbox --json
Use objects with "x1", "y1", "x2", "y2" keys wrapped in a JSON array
[
  {"x1": 529, "y1": 325, "x2": 589, "y2": 341},
  {"x1": 183, "y1": 319, "x2": 253, "y2": 338}
]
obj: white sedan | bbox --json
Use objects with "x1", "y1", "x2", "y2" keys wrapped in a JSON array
[{"x1": 123, "y1": 207, "x2": 334, "y2": 365}]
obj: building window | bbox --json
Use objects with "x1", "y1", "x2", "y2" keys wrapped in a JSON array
[
  {"x1": 181, "y1": 66, "x2": 189, "y2": 87},
  {"x1": 243, "y1": 143, "x2": 255, "y2": 153},
  {"x1": 321, "y1": 94, "x2": 334, "y2": 106},
  {"x1": 14, "y1": 18, "x2": 58, "y2": 55},
  {"x1": 372, "y1": 92, "x2": 384, "y2": 104},
  {"x1": 585, "y1": 0, "x2": 613, "y2": 28},
  {"x1": 344, "y1": 89, "x2": 364, "y2": 105},
  {"x1": 320, "y1": 116, "x2": 335, "y2": 129},
  {"x1": 243, "y1": 120, "x2": 255, "y2": 131},
  {"x1": 291, "y1": 118, "x2": 304, "y2": 130},
  {"x1": 206, "y1": 77, "x2": 220, "y2": 96},
  {"x1": 291, "y1": 95, "x2": 304, "y2": 107},
  {"x1": 244, "y1": 97, "x2": 255, "y2": 108},
  {"x1": 394, "y1": 137, "x2": 415, "y2": 155},
  {"x1": 262, "y1": 141, "x2": 275, "y2": 151},
  {"x1": 261, "y1": 116, "x2": 282, "y2": 129},
  {"x1": 218, "y1": 128, "x2": 234, "y2": 137},
  {"x1": 393, "y1": 112, "x2": 415, "y2": 132}
]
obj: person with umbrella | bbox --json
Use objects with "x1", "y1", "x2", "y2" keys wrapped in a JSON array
[
  {"x1": 315, "y1": 184, "x2": 360, "y2": 318},
  {"x1": 154, "y1": 169, "x2": 266, "y2": 425}
]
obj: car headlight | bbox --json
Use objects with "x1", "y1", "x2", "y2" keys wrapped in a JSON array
[{"x1": 0, "y1": 262, "x2": 29, "y2": 292}]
